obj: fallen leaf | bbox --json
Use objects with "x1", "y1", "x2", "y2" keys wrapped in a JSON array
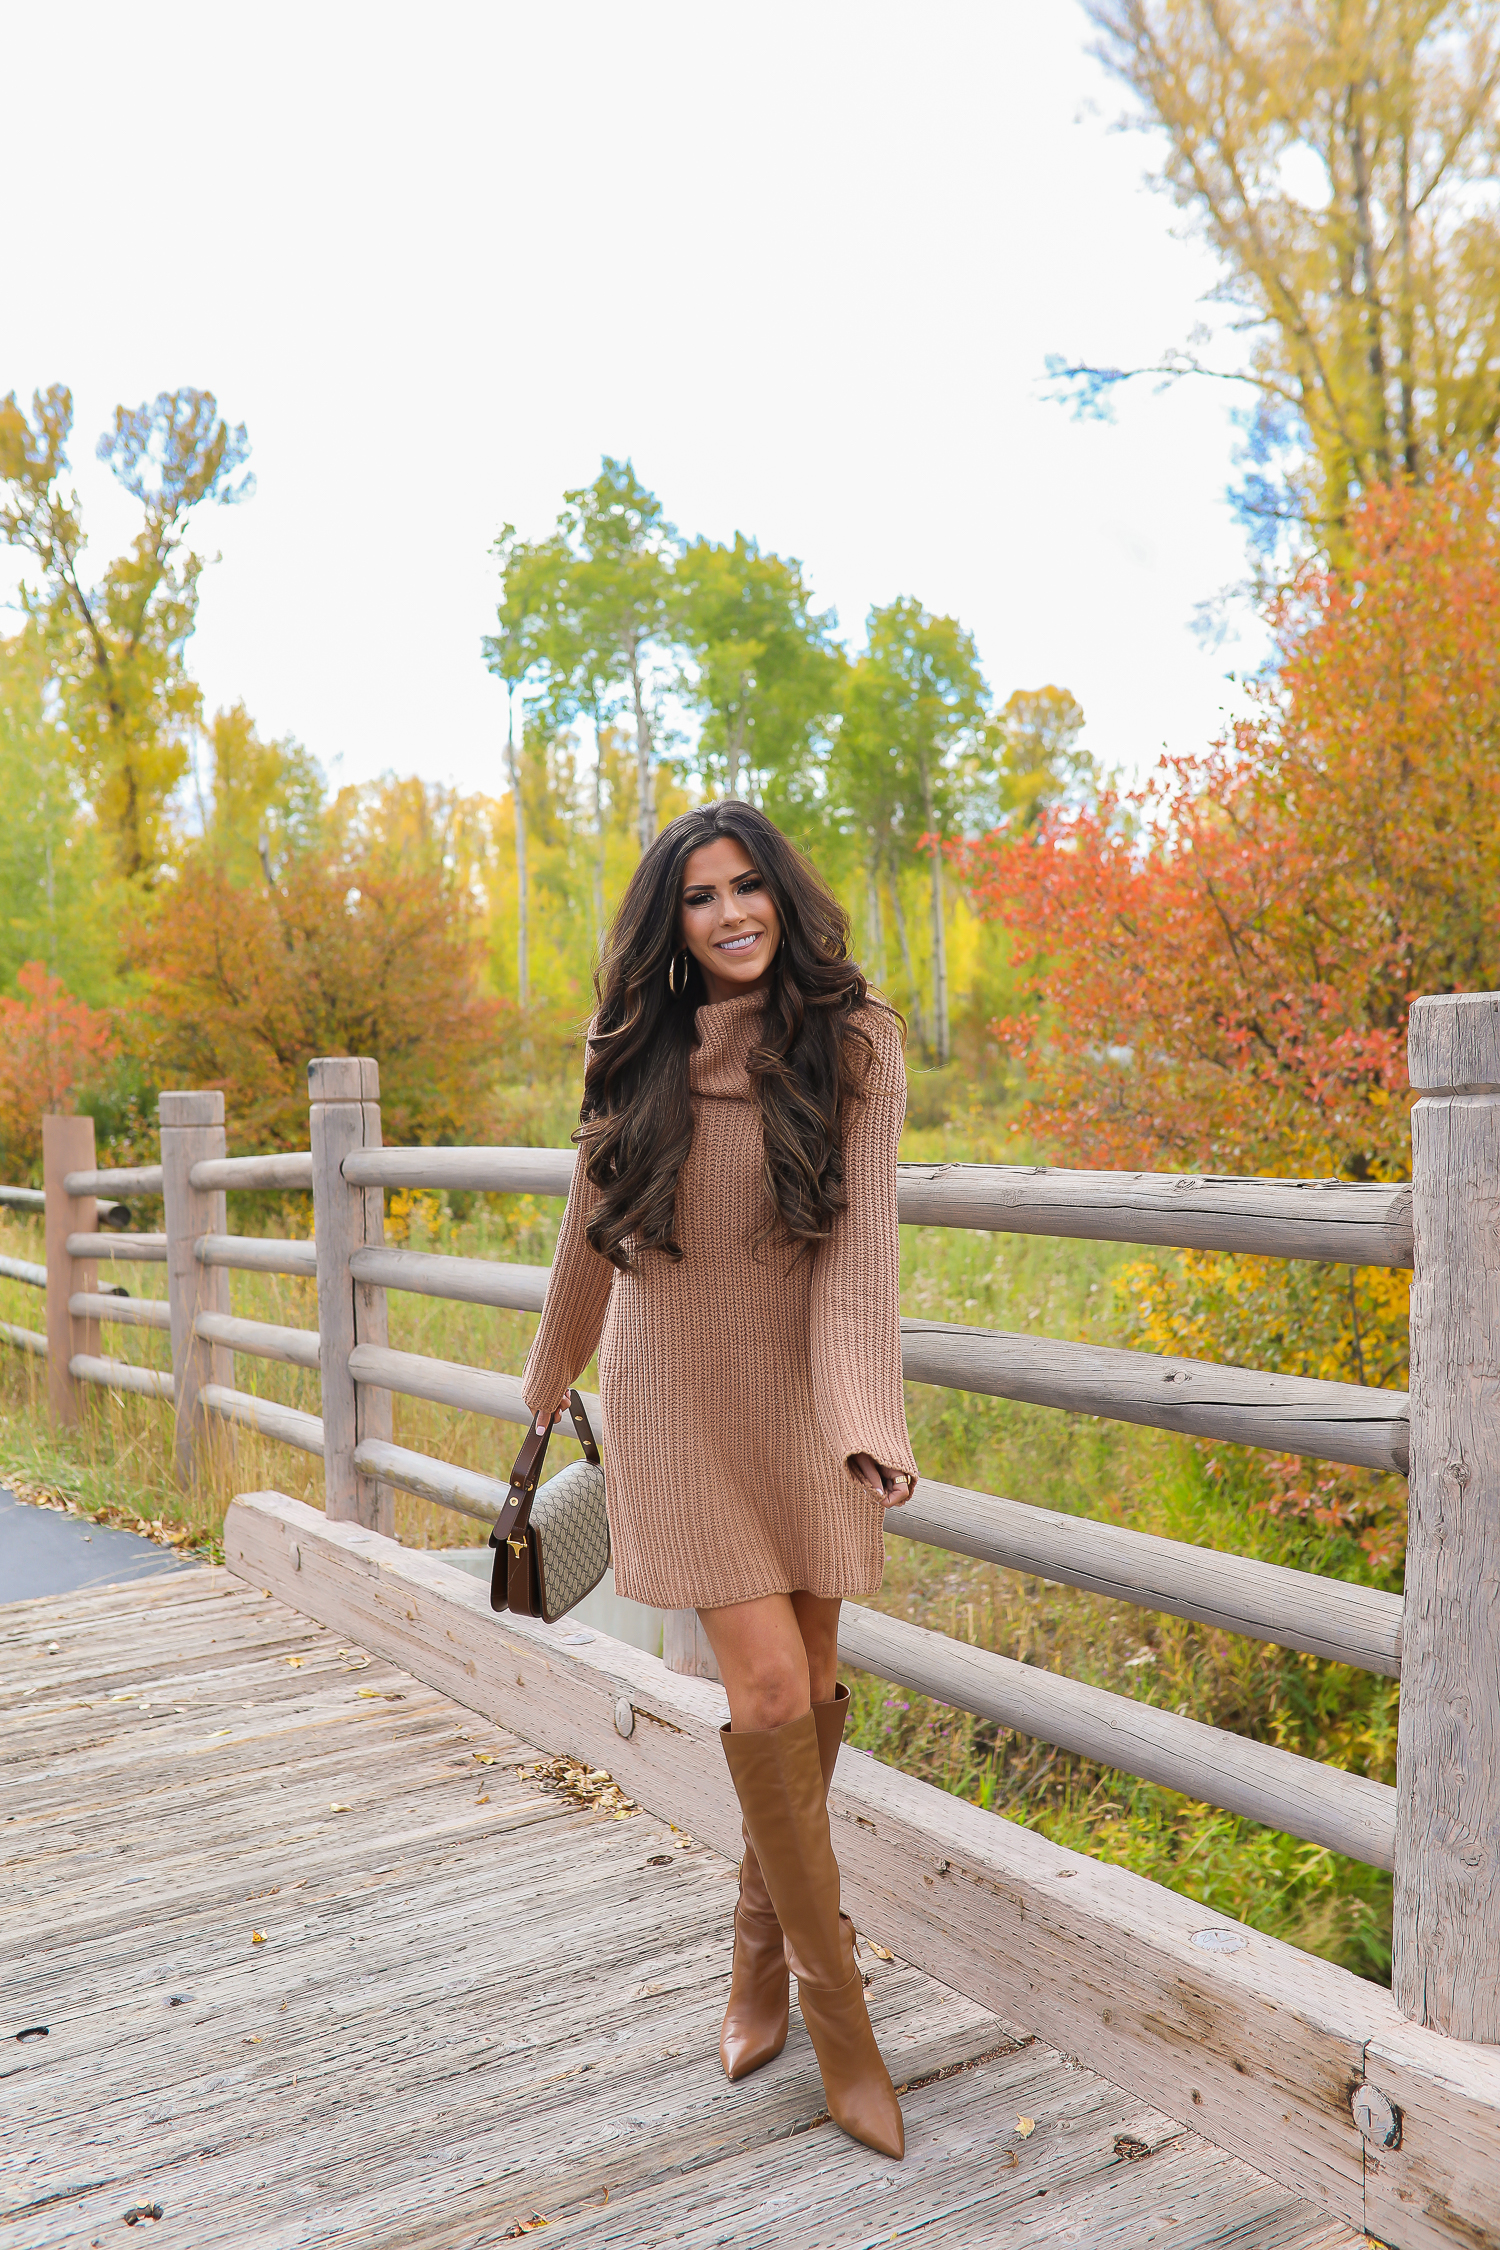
[
  {"x1": 328, "y1": 1803, "x2": 351, "y2": 1814},
  {"x1": 283, "y1": 1657, "x2": 302, "y2": 1668},
  {"x1": 860, "y1": 1936, "x2": 895, "y2": 1962},
  {"x1": 357, "y1": 1689, "x2": 382, "y2": 1699},
  {"x1": 999, "y1": 2151, "x2": 1018, "y2": 2170},
  {"x1": 476, "y1": 1793, "x2": 490, "y2": 1805},
  {"x1": 243, "y1": 2036, "x2": 263, "y2": 2045},
  {"x1": 1016, "y1": 2116, "x2": 1036, "y2": 2138},
  {"x1": 251, "y1": 1931, "x2": 266, "y2": 1945},
  {"x1": 473, "y1": 1752, "x2": 496, "y2": 1764}
]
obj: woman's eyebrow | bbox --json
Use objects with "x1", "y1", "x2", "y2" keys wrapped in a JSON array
[{"x1": 681, "y1": 867, "x2": 759, "y2": 892}]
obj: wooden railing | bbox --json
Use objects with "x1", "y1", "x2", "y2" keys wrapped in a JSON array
[{"x1": 2, "y1": 995, "x2": 1497, "y2": 2058}]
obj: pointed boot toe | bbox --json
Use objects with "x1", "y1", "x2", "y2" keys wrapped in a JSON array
[
  {"x1": 720, "y1": 1894, "x2": 790, "y2": 2080},
  {"x1": 794, "y1": 1963, "x2": 905, "y2": 2159}
]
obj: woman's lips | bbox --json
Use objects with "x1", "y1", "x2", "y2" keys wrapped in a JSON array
[{"x1": 716, "y1": 932, "x2": 762, "y2": 953}]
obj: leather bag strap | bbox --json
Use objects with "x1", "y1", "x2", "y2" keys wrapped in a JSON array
[
  {"x1": 488, "y1": 1393, "x2": 600, "y2": 1558},
  {"x1": 567, "y1": 1390, "x2": 601, "y2": 1466},
  {"x1": 489, "y1": 1414, "x2": 553, "y2": 1553}
]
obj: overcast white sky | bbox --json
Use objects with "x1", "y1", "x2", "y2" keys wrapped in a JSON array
[{"x1": 2, "y1": 0, "x2": 1263, "y2": 803}]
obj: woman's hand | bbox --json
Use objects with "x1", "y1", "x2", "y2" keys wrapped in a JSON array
[
  {"x1": 850, "y1": 1452, "x2": 915, "y2": 1505},
  {"x1": 534, "y1": 1401, "x2": 567, "y2": 1436}
]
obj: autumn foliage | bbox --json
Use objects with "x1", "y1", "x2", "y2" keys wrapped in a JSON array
[
  {"x1": 958, "y1": 467, "x2": 1500, "y2": 1183},
  {"x1": 127, "y1": 848, "x2": 506, "y2": 1150},
  {"x1": 0, "y1": 961, "x2": 118, "y2": 1172}
]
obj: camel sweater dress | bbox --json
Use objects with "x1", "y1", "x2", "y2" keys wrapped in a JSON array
[{"x1": 520, "y1": 992, "x2": 918, "y2": 1610}]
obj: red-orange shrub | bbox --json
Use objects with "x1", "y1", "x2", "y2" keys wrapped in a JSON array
[
  {"x1": 0, "y1": 961, "x2": 119, "y2": 1174},
  {"x1": 958, "y1": 467, "x2": 1500, "y2": 1182}
]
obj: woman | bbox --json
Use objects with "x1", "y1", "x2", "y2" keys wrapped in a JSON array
[{"x1": 522, "y1": 801, "x2": 917, "y2": 2161}]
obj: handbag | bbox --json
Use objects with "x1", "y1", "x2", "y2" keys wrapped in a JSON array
[{"x1": 488, "y1": 1390, "x2": 609, "y2": 1625}]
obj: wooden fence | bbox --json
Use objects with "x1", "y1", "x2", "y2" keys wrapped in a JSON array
[{"x1": 4, "y1": 997, "x2": 1500, "y2": 2245}]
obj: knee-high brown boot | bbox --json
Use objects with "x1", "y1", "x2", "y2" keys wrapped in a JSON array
[
  {"x1": 720, "y1": 1685, "x2": 848, "y2": 2081},
  {"x1": 720, "y1": 1706, "x2": 903, "y2": 2159}
]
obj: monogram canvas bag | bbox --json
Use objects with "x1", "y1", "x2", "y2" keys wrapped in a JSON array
[{"x1": 489, "y1": 1391, "x2": 610, "y2": 1625}]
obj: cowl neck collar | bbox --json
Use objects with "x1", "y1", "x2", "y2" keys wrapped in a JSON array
[{"x1": 690, "y1": 991, "x2": 765, "y2": 1101}]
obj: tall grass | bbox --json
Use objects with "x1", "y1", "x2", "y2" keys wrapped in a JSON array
[{"x1": 0, "y1": 1110, "x2": 1398, "y2": 1979}]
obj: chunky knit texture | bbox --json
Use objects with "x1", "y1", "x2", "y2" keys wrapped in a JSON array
[{"x1": 520, "y1": 992, "x2": 918, "y2": 1610}]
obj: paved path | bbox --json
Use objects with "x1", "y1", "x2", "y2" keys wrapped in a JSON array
[
  {"x1": 4, "y1": 1569, "x2": 1363, "y2": 2249},
  {"x1": 0, "y1": 1487, "x2": 194, "y2": 1603}
]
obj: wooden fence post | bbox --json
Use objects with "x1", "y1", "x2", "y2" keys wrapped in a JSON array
[
  {"x1": 309, "y1": 1057, "x2": 393, "y2": 1533},
  {"x1": 663, "y1": 1611, "x2": 722, "y2": 1681},
  {"x1": 42, "y1": 1115, "x2": 98, "y2": 1427},
  {"x1": 160, "y1": 1091, "x2": 232, "y2": 1482},
  {"x1": 1394, "y1": 991, "x2": 1500, "y2": 2039}
]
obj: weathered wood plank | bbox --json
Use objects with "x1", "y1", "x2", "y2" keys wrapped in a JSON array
[
  {"x1": 44, "y1": 1112, "x2": 96, "y2": 1424},
  {"x1": 61, "y1": 1163, "x2": 165, "y2": 1198},
  {"x1": 838, "y1": 1602, "x2": 1396, "y2": 1867},
  {"x1": 0, "y1": 1317, "x2": 47, "y2": 1353},
  {"x1": 891, "y1": 1475, "x2": 1404, "y2": 1676},
  {"x1": 189, "y1": 1151, "x2": 313, "y2": 1192},
  {"x1": 64, "y1": 1231, "x2": 168, "y2": 1261},
  {"x1": 69, "y1": 1352, "x2": 174, "y2": 1401},
  {"x1": 200, "y1": 1383, "x2": 324, "y2": 1454},
  {"x1": 353, "y1": 1434, "x2": 507, "y2": 1520},
  {"x1": 1395, "y1": 991, "x2": 1500, "y2": 2041},
  {"x1": 343, "y1": 1144, "x2": 577, "y2": 1197},
  {"x1": 70, "y1": 1291, "x2": 172, "y2": 1331},
  {"x1": 0, "y1": 1251, "x2": 47, "y2": 1286},
  {"x1": 160, "y1": 1088, "x2": 232, "y2": 1479},
  {"x1": 194, "y1": 1308, "x2": 321, "y2": 1369},
  {"x1": 196, "y1": 1232, "x2": 318, "y2": 1277},
  {"x1": 348, "y1": 1340, "x2": 531, "y2": 1423},
  {"x1": 339, "y1": 1145, "x2": 1413, "y2": 1268},
  {"x1": 350, "y1": 1242, "x2": 551, "y2": 1312},
  {"x1": 898, "y1": 1161, "x2": 1413, "y2": 1268},
  {"x1": 3, "y1": 1567, "x2": 1364, "y2": 2250},
  {"x1": 219, "y1": 1493, "x2": 1500, "y2": 2248},
  {"x1": 901, "y1": 1319, "x2": 1410, "y2": 1474},
  {"x1": 0, "y1": 1182, "x2": 46, "y2": 1208}
]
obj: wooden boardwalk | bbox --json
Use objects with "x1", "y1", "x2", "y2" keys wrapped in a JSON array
[{"x1": 5, "y1": 1569, "x2": 1365, "y2": 2250}]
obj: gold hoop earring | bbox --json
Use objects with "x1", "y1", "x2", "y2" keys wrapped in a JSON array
[{"x1": 668, "y1": 950, "x2": 688, "y2": 995}]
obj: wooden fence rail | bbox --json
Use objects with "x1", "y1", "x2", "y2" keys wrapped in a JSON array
[{"x1": 0, "y1": 992, "x2": 1496, "y2": 2062}]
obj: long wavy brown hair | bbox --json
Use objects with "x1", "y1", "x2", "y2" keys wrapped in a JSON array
[{"x1": 578, "y1": 803, "x2": 889, "y2": 1268}]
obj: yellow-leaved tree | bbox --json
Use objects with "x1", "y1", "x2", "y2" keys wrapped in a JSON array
[
  {"x1": 0, "y1": 384, "x2": 253, "y2": 880},
  {"x1": 1073, "y1": 2, "x2": 1500, "y2": 552}
]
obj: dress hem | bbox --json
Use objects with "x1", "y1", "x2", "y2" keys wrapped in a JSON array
[{"x1": 611, "y1": 1567, "x2": 885, "y2": 1610}]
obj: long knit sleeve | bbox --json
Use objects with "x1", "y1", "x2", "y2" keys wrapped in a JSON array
[
  {"x1": 521, "y1": 1155, "x2": 614, "y2": 1418},
  {"x1": 808, "y1": 1008, "x2": 919, "y2": 1493}
]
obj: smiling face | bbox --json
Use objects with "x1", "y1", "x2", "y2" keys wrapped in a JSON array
[{"x1": 678, "y1": 835, "x2": 783, "y2": 1004}]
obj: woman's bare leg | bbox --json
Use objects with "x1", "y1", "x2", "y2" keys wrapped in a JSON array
[
  {"x1": 698, "y1": 1591, "x2": 843, "y2": 1732},
  {"x1": 791, "y1": 1591, "x2": 841, "y2": 1706}
]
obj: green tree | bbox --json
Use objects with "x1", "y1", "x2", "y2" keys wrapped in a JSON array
[
  {"x1": 1070, "y1": 2, "x2": 1500, "y2": 553},
  {"x1": 558, "y1": 459, "x2": 677, "y2": 852},
  {"x1": 986, "y1": 686, "x2": 1094, "y2": 829},
  {"x1": 838, "y1": 600, "x2": 989, "y2": 1063},
  {"x1": 674, "y1": 533, "x2": 843, "y2": 812},
  {"x1": 198, "y1": 702, "x2": 324, "y2": 886},
  {"x1": 0, "y1": 625, "x2": 120, "y2": 1002},
  {"x1": 485, "y1": 527, "x2": 568, "y2": 1003},
  {"x1": 0, "y1": 384, "x2": 253, "y2": 878}
]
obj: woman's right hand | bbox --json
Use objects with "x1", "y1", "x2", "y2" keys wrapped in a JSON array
[{"x1": 534, "y1": 1401, "x2": 567, "y2": 1436}]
